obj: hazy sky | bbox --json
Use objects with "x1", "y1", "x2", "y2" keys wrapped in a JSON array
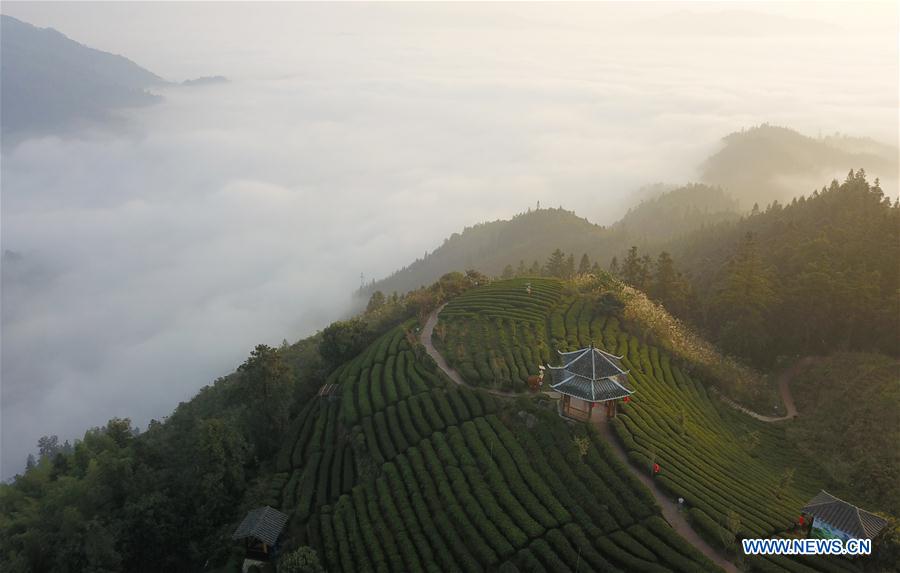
[{"x1": 1, "y1": 2, "x2": 897, "y2": 478}]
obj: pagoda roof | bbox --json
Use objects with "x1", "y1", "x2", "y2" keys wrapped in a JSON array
[
  {"x1": 548, "y1": 346, "x2": 633, "y2": 402},
  {"x1": 802, "y1": 490, "x2": 888, "y2": 539},
  {"x1": 232, "y1": 506, "x2": 289, "y2": 546}
]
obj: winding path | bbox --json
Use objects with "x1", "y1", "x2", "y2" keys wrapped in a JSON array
[
  {"x1": 420, "y1": 305, "x2": 738, "y2": 572},
  {"x1": 420, "y1": 304, "x2": 519, "y2": 398},
  {"x1": 718, "y1": 357, "x2": 812, "y2": 422},
  {"x1": 593, "y1": 418, "x2": 738, "y2": 573}
]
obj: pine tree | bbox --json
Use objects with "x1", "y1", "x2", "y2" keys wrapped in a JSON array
[
  {"x1": 516, "y1": 260, "x2": 526, "y2": 276},
  {"x1": 639, "y1": 255, "x2": 653, "y2": 288},
  {"x1": 621, "y1": 246, "x2": 643, "y2": 286},
  {"x1": 238, "y1": 344, "x2": 293, "y2": 456},
  {"x1": 565, "y1": 253, "x2": 575, "y2": 278},
  {"x1": 651, "y1": 251, "x2": 688, "y2": 315},
  {"x1": 37, "y1": 435, "x2": 59, "y2": 459},
  {"x1": 545, "y1": 249, "x2": 566, "y2": 278},
  {"x1": 713, "y1": 232, "x2": 777, "y2": 363},
  {"x1": 501, "y1": 264, "x2": 514, "y2": 279},
  {"x1": 609, "y1": 256, "x2": 619, "y2": 276},
  {"x1": 578, "y1": 253, "x2": 591, "y2": 275},
  {"x1": 366, "y1": 290, "x2": 386, "y2": 313}
]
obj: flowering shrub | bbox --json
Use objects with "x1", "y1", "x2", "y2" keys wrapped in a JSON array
[{"x1": 616, "y1": 282, "x2": 776, "y2": 410}]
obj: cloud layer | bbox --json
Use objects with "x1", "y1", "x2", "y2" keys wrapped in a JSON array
[{"x1": 2, "y1": 3, "x2": 897, "y2": 477}]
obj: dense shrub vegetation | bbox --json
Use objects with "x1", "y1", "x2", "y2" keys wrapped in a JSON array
[
  {"x1": 625, "y1": 171, "x2": 899, "y2": 367},
  {"x1": 785, "y1": 353, "x2": 900, "y2": 515}
]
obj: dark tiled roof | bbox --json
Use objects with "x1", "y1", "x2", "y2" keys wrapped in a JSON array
[
  {"x1": 548, "y1": 347, "x2": 633, "y2": 402},
  {"x1": 557, "y1": 347, "x2": 627, "y2": 379},
  {"x1": 549, "y1": 372, "x2": 633, "y2": 401},
  {"x1": 232, "y1": 506, "x2": 289, "y2": 546},
  {"x1": 802, "y1": 490, "x2": 888, "y2": 539}
]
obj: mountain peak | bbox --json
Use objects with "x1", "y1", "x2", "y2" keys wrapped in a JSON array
[{"x1": 1, "y1": 14, "x2": 166, "y2": 144}]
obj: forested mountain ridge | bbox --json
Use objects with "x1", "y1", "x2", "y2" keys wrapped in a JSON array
[
  {"x1": 362, "y1": 125, "x2": 895, "y2": 306},
  {"x1": 366, "y1": 208, "x2": 610, "y2": 297},
  {"x1": 611, "y1": 183, "x2": 739, "y2": 245},
  {"x1": 367, "y1": 169, "x2": 897, "y2": 374},
  {"x1": 363, "y1": 183, "x2": 738, "y2": 301},
  {"x1": 0, "y1": 15, "x2": 167, "y2": 143},
  {"x1": 662, "y1": 170, "x2": 899, "y2": 365},
  {"x1": 701, "y1": 124, "x2": 898, "y2": 208}
]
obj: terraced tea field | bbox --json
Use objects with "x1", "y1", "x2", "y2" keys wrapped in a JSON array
[
  {"x1": 268, "y1": 319, "x2": 728, "y2": 572},
  {"x1": 432, "y1": 278, "x2": 862, "y2": 573},
  {"x1": 436, "y1": 278, "x2": 564, "y2": 389}
]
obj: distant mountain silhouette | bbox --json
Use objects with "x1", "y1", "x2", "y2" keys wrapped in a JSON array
[
  {"x1": 362, "y1": 125, "x2": 897, "y2": 303},
  {"x1": 361, "y1": 183, "x2": 738, "y2": 299},
  {"x1": 1, "y1": 15, "x2": 167, "y2": 145},
  {"x1": 701, "y1": 124, "x2": 898, "y2": 208},
  {"x1": 181, "y1": 75, "x2": 229, "y2": 86}
]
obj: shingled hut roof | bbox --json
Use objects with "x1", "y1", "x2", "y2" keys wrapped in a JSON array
[
  {"x1": 232, "y1": 506, "x2": 289, "y2": 546},
  {"x1": 802, "y1": 490, "x2": 888, "y2": 540}
]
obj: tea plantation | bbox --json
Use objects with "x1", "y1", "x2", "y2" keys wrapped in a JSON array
[
  {"x1": 431, "y1": 278, "x2": 864, "y2": 573},
  {"x1": 266, "y1": 319, "x2": 728, "y2": 572},
  {"x1": 436, "y1": 278, "x2": 563, "y2": 390}
]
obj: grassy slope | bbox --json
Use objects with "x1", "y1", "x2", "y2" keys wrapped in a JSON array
[
  {"x1": 434, "y1": 278, "x2": 868, "y2": 573},
  {"x1": 262, "y1": 318, "x2": 724, "y2": 573}
]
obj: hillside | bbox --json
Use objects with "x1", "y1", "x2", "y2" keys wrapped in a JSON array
[
  {"x1": 664, "y1": 170, "x2": 899, "y2": 366},
  {"x1": 363, "y1": 208, "x2": 612, "y2": 298},
  {"x1": 701, "y1": 125, "x2": 898, "y2": 208},
  {"x1": 611, "y1": 184, "x2": 740, "y2": 246},
  {"x1": 263, "y1": 319, "x2": 722, "y2": 573},
  {"x1": 432, "y1": 278, "x2": 886, "y2": 571},
  {"x1": 786, "y1": 353, "x2": 900, "y2": 515},
  {"x1": 370, "y1": 170, "x2": 899, "y2": 377},
  {"x1": 363, "y1": 125, "x2": 896, "y2": 308},
  {"x1": 2, "y1": 273, "x2": 893, "y2": 572},
  {"x1": 0, "y1": 15, "x2": 167, "y2": 143},
  {"x1": 364, "y1": 184, "x2": 739, "y2": 301}
]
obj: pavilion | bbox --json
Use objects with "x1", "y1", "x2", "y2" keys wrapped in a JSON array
[{"x1": 548, "y1": 345, "x2": 634, "y2": 422}]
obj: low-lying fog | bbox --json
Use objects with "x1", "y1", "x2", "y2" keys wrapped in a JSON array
[{"x1": 2, "y1": 3, "x2": 897, "y2": 478}]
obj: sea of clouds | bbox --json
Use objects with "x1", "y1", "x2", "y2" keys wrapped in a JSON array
[{"x1": 2, "y1": 3, "x2": 897, "y2": 478}]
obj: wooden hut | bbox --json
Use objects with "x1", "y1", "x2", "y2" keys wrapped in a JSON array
[
  {"x1": 801, "y1": 490, "x2": 888, "y2": 541},
  {"x1": 232, "y1": 506, "x2": 289, "y2": 559}
]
